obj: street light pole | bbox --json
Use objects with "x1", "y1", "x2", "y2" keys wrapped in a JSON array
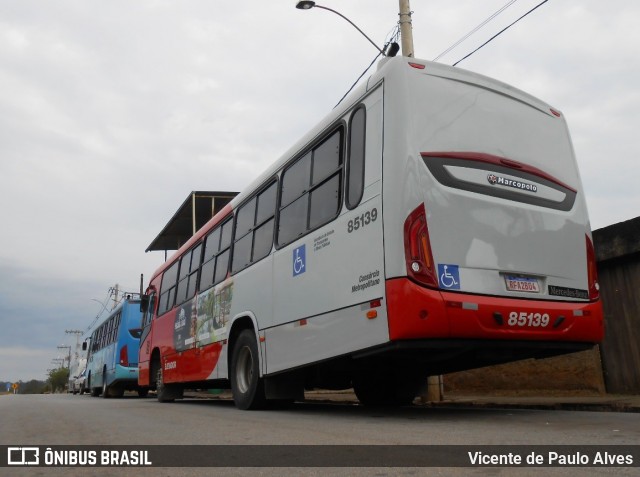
[
  {"x1": 295, "y1": 1, "x2": 386, "y2": 56},
  {"x1": 398, "y1": 0, "x2": 414, "y2": 57}
]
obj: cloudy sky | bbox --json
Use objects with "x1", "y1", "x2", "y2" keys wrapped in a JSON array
[{"x1": 1, "y1": 0, "x2": 638, "y2": 383}]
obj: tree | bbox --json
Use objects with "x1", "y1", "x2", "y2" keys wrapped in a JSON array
[
  {"x1": 47, "y1": 368, "x2": 69, "y2": 393},
  {"x1": 20, "y1": 380, "x2": 47, "y2": 394}
]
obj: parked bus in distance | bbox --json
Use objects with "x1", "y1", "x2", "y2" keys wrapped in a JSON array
[
  {"x1": 85, "y1": 295, "x2": 146, "y2": 398},
  {"x1": 139, "y1": 56, "x2": 603, "y2": 409}
]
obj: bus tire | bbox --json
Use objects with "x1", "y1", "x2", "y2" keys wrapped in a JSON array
[
  {"x1": 101, "y1": 382, "x2": 110, "y2": 398},
  {"x1": 89, "y1": 376, "x2": 100, "y2": 397},
  {"x1": 156, "y1": 367, "x2": 182, "y2": 402},
  {"x1": 230, "y1": 329, "x2": 266, "y2": 410},
  {"x1": 101, "y1": 368, "x2": 110, "y2": 398},
  {"x1": 353, "y1": 372, "x2": 420, "y2": 407}
]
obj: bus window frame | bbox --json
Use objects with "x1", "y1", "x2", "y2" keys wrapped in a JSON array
[
  {"x1": 275, "y1": 123, "x2": 346, "y2": 249},
  {"x1": 231, "y1": 178, "x2": 278, "y2": 275},
  {"x1": 199, "y1": 216, "x2": 234, "y2": 293},
  {"x1": 345, "y1": 105, "x2": 366, "y2": 210}
]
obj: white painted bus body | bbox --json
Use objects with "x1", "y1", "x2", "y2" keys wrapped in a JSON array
[
  {"x1": 255, "y1": 57, "x2": 601, "y2": 379},
  {"x1": 141, "y1": 56, "x2": 602, "y2": 406}
]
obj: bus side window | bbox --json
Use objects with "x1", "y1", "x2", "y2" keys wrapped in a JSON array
[
  {"x1": 158, "y1": 261, "x2": 179, "y2": 316},
  {"x1": 232, "y1": 197, "x2": 257, "y2": 273},
  {"x1": 200, "y1": 227, "x2": 221, "y2": 291},
  {"x1": 253, "y1": 181, "x2": 276, "y2": 262},
  {"x1": 232, "y1": 181, "x2": 277, "y2": 274},
  {"x1": 175, "y1": 251, "x2": 192, "y2": 305},
  {"x1": 346, "y1": 106, "x2": 366, "y2": 209},
  {"x1": 113, "y1": 312, "x2": 121, "y2": 344},
  {"x1": 187, "y1": 243, "x2": 202, "y2": 299},
  {"x1": 176, "y1": 243, "x2": 202, "y2": 305},
  {"x1": 278, "y1": 127, "x2": 344, "y2": 246},
  {"x1": 143, "y1": 293, "x2": 155, "y2": 327},
  {"x1": 215, "y1": 219, "x2": 233, "y2": 284}
]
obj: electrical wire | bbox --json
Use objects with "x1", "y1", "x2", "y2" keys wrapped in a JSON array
[
  {"x1": 433, "y1": 0, "x2": 521, "y2": 61},
  {"x1": 335, "y1": 51, "x2": 383, "y2": 108},
  {"x1": 334, "y1": 24, "x2": 398, "y2": 109},
  {"x1": 453, "y1": 0, "x2": 550, "y2": 67}
]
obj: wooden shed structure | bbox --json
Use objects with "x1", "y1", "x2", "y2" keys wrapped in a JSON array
[{"x1": 593, "y1": 217, "x2": 640, "y2": 393}]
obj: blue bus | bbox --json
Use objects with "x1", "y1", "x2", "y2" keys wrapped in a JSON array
[{"x1": 84, "y1": 296, "x2": 146, "y2": 398}]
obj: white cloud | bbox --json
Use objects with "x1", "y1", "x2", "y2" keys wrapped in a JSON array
[{"x1": 0, "y1": 347, "x2": 56, "y2": 382}]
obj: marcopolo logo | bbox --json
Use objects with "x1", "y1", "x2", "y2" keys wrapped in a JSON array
[{"x1": 487, "y1": 174, "x2": 537, "y2": 193}]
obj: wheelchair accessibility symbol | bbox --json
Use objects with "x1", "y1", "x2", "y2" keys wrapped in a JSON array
[
  {"x1": 438, "y1": 264, "x2": 460, "y2": 290},
  {"x1": 293, "y1": 244, "x2": 306, "y2": 277}
]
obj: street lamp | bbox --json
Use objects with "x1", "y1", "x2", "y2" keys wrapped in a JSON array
[{"x1": 295, "y1": 1, "x2": 397, "y2": 57}]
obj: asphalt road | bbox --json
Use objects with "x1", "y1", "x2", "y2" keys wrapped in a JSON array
[{"x1": 1, "y1": 393, "x2": 639, "y2": 476}]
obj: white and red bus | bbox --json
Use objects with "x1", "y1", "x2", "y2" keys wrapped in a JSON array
[{"x1": 139, "y1": 56, "x2": 603, "y2": 409}]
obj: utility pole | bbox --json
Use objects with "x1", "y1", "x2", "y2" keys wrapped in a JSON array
[
  {"x1": 112, "y1": 283, "x2": 119, "y2": 310},
  {"x1": 65, "y1": 330, "x2": 84, "y2": 373},
  {"x1": 65, "y1": 329, "x2": 83, "y2": 357},
  {"x1": 398, "y1": 0, "x2": 415, "y2": 57},
  {"x1": 57, "y1": 345, "x2": 72, "y2": 368}
]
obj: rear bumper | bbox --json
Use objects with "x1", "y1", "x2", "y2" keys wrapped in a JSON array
[
  {"x1": 114, "y1": 364, "x2": 139, "y2": 382},
  {"x1": 386, "y1": 277, "x2": 603, "y2": 342}
]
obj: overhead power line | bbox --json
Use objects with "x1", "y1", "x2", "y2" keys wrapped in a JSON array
[
  {"x1": 453, "y1": 0, "x2": 550, "y2": 67},
  {"x1": 434, "y1": 0, "x2": 521, "y2": 61},
  {"x1": 335, "y1": 24, "x2": 399, "y2": 108}
]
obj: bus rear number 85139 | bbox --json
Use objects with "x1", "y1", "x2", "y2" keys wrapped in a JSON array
[{"x1": 508, "y1": 311, "x2": 550, "y2": 328}]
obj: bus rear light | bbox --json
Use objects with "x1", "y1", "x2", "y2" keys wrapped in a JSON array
[
  {"x1": 409, "y1": 62, "x2": 425, "y2": 70},
  {"x1": 366, "y1": 310, "x2": 378, "y2": 319},
  {"x1": 586, "y1": 235, "x2": 600, "y2": 301},
  {"x1": 404, "y1": 203, "x2": 438, "y2": 288},
  {"x1": 119, "y1": 345, "x2": 128, "y2": 366},
  {"x1": 369, "y1": 299, "x2": 381, "y2": 308}
]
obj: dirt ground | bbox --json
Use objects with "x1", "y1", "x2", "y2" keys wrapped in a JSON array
[{"x1": 442, "y1": 346, "x2": 606, "y2": 396}]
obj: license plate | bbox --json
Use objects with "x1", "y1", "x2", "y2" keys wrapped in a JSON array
[{"x1": 505, "y1": 275, "x2": 540, "y2": 293}]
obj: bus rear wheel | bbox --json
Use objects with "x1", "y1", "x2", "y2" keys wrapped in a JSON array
[
  {"x1": 101, "y1": 369, "x2": 111, "y2": 399},
  {"x1": 230, "y1": 330, "x2": 266, "y2": 410},
  {"x1": 88, "y1": 376, "x2": 100, "y2": 397}
]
